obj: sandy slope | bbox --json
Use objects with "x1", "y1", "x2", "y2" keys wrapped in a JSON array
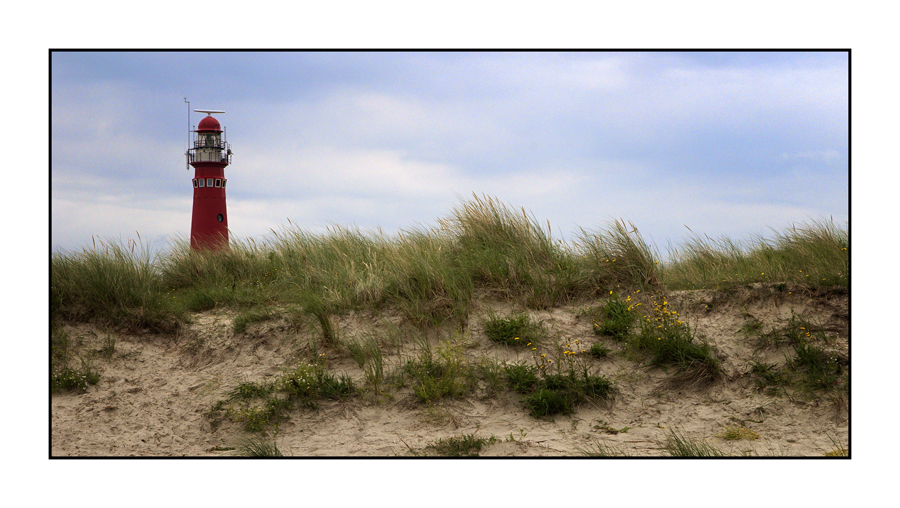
[{"x1": 51, "y1": 283, "x2": 848, "y2": 457}]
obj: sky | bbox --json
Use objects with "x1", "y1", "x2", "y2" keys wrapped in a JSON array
[{"x1": 51, "y1": 51, "x2": 848, "y2": 257}]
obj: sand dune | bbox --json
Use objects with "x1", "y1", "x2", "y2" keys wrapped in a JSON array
[{"x1": 51, "y1": 283, "x2": 848, "y2": 457}]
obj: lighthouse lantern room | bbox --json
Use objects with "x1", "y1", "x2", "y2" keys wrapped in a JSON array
[{"x1": 186, "y1": 109, "x2": 233, "y2": 250}]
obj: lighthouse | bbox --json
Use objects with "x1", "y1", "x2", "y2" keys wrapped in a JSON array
[{"x1": 186, "y1": 109, "x2": 233, "y2": 250}]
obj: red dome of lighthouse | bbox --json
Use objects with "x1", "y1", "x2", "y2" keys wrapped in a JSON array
[{"x1": 197, "y1": 115, "x2": 222, "y2": 132}]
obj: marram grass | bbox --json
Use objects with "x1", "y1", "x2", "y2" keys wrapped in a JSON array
[
  {"x1": 660, "y1": 217, "x2": 848, "y2": 289},
  {"x1": 51, "y1": 196, "x2": 848, "y2": 334}
]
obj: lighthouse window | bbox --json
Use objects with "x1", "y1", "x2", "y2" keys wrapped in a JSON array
[
  {"x1": 222, "y1": 179, "x2": 227, "y2": 188},
  {"x1": 217, "y1": 214, "x2": 224, "y2": 222},
  {"x1": 193, "y1": 179, "x2": 198, "y2": 188},
  {"x1": 215, "y1": 179, "x2": 222, "y2": 188},
  {"x1": 207, "y1": 178, "x2": 214, "y2": 187},
  {"x1": 198, "y1": 179, "x2": 205, "y2": 187}
]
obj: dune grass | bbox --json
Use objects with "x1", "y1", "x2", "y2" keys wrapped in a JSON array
[
  {"x1": 230, "y1": 434, "x2": 284, "y2": 457},
  {"x1": 420, "y1": 433, "x2": 500, "y2": 457},
  {"x1": 51, "y1": 195, "x2": 847, "y2": 336},
  {"x1": 662, "y1": 428, "x2": 727, "y2": 457},
  {"x1": 661, "y1": 217, "x2": 848, "y2": 289}
]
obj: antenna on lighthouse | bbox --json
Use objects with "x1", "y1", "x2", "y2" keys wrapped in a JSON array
[
  {"x1": 184, "y1": 98, "x2": 191, "y2": 170},
  {"x1": 194, "y1": 109, "x2": 225, "y2": 115}
]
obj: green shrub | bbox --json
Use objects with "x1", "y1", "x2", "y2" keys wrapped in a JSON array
[
  {"x1": 593, "y1": 293, "x2": 637, "y2": 341},
  {"x1": 51, "y1": 327, "x2": 100, "y2": 393},
  {"x1": 524, "y1": 389, "x2": 573, "y2": 417},
  {"x1": 403, "y1": 339, "x2": 475, "y2": 403},
  {"x1": 227, "y1": 381, "x2": 275, "y2": 401},
  {"x1": 52, "y1": 364, "x2": 100, "y2": 393},
  {"x1": 319, "y1": 371, "x2": 357, "y2": 400},
  {"x1": 750, "y1": 360, "x2": 789, "y2": 394},
  {"x1": 484, "y1": 312, "x2": 543, "y2": 346},
  {"x1": 589, "y1": 343, "x2": 611, "y2": 358},
  {"x1": 504, "y1": 363, "x2": 540, "y2": 393},
  {"x1": 790, "y1": 342, "x2": 844, "y2": 391},
  {"x1": 633, "y1": 297, "x2": 721, "y2": 384},
  {"x1": 423, "y1": 433, "x2": 499, "y2": 457}
]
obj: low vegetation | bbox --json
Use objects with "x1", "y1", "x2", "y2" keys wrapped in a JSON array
[
  {"x1": 230, "y1": 434, "x2": 284, "y2": 457},
  {"x1": 418, "y1": 433, "x2": 500, "y2": 457},
  {"x1": 745, "y1": 310, "x2": 848, "y2": 396},
  {"x1": 663, "y1": 428, "x2": 726, "y2": 457},
  {"x1": 51, "y1": 325, "x2": 100, "y2": 393},
  {"x1": 483, "y1": 312, "x2": 544, "y2": 347}
]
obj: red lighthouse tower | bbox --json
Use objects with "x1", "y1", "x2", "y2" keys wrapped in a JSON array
[{"x1": 186, "y1": 109, "x2": 233, "y2": 250}]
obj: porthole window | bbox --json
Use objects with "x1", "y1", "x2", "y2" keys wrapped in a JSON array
[
  {"x1": 215, "y1": 179, "x2": 222, "y2": 188},
  {"x1": 217, "y1": 214, "x2": 224, "y2": 222},
  {"x1": 207, "y1": 178, "x2": 214, "y2": 187},
  {"x1": 193, "y1": 179, "x2": 198, "y2": 188},
  {"x1": 198, "y1": 179, "x2": 205, "y2": 187}
]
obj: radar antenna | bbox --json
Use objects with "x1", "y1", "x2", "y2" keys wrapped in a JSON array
[{"x1": 194, "y1": 109, "x2": 226, "y2": 115}]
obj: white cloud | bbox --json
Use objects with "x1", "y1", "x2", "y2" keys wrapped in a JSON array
[
  {"x1": 244, "y1": 146, "x2": 465, "y2": 199},
  {"x1": 779, "y1": 149, "x2": 842, "y2": 164},
  {"x1": 52, "y1": 194, "x2": 190, "y2": 252}
]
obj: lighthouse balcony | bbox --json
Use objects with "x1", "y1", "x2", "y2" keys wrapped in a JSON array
[
  {"x1": 188, "y1": 138, "x2": 232, "y2": 161},
  {"x1": 187, "y1": 148, "x2": 233, "y2": 165}
]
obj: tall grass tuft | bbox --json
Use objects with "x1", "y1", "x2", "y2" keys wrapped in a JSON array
[
  {"x1": 384, "y1": 226, "x2": 473, "y2": 327},
  {"x1": 441, "y1": 194, "x2": 589, "y2": 308},
  {"x1": 160, "y1": 235, "x2": 284, "y2": 307},
  {"x1": 267, "y1": 223, "x2": 392, "y2": 308},
  {"x1": 575, "y1": 219, "x2": 660, "y2": 289},
  {"x1": 51, "y1": 237, "x2": 180, "y2": 333},
  {"x1": 298, "y1": 292, "x2": 340, "y2": 347},
  {"x1": 231, "y1": 434, "x2": 284, "y2": 457},
  {"x1": 663, "y1": 428, "x2": 726, "y2": 457}
]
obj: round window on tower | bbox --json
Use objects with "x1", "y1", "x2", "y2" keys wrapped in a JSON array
[{"x1": 217, "y1": 214, "x2": 224, "y2": 222}]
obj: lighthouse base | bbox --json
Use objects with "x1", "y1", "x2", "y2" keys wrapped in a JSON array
[{"x1": 190, "y1": 231, "x2": 229, "y2": 251}]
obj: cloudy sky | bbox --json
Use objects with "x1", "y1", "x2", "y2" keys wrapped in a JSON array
[{"x1": 51, "y1": 51, "x2": 848, "y2": 256}]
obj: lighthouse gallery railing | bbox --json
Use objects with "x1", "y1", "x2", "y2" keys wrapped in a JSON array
[{"x1": 187, "y1": 139, "x2": 232, "y2": 164}]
